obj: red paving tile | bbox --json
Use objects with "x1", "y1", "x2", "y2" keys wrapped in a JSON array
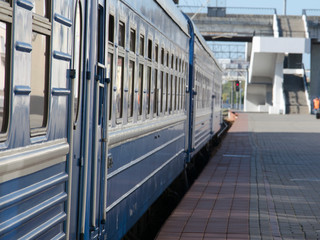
[{"x1": 156, "y1": 114, "x2": 251, "y2": 240}]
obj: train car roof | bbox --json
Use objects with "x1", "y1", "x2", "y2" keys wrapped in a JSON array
[{"x1": 155, "y1": 0, "x2": 189, "y2": 35}]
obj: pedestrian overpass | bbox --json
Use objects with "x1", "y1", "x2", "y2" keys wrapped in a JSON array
[{"x1": 181, "y1": 6, "x2": 320, "y2": 114}]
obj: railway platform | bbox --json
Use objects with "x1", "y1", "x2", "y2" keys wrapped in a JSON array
[{"x1": 156, "y1": 113, "x2": 320, "y2": 240}]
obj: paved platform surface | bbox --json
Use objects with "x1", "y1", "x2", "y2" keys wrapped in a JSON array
[{"x1": 156, "y1": 113, "x2": 320, "y2": 240}]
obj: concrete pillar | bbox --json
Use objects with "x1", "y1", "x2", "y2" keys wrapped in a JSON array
[
  {"x1": 245, "y1": 42, "x2": 252, "y2": 62},
  {"x1": 270, "y1": 54, "x2": 285, "y2": 114},
  {"x1": 310, "y1": 43, "x2": 320, "y2": 98}
]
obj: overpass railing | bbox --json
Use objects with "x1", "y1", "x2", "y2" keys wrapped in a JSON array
[
  {"x1": 177, "y1": 6, "x2": 277, "y2": 15},
  {"x1": 302, "y1": 9, "x2": 320, "y2": 16},
  {"x1": 302, "y1": 9, "x2": 320, "y2": 39},
  {"x1": 302, "y1": 63, "x2": 311, "y2": 113}
]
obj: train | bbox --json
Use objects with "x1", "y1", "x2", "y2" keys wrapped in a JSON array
[{"x1": 0, "y1": 0, "x2": 222, "y2": 239}]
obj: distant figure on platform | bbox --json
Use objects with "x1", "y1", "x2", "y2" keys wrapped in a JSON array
[{"x1": 313, "y1": 97, "x2": 320, "y2": 114}]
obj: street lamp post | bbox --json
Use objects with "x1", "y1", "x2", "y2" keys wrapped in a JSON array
[{"x1": 283, "y1": 0, "x2": 287, "y2": 15}]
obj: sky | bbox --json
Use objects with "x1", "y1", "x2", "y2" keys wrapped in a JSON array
[{"x1": 178, "y1": 0, "x2": 318, "y2": 15}]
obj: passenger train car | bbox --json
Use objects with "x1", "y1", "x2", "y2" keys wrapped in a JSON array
[{"x1": 0, "y1": 0, "x2": 222, "y2": 239}]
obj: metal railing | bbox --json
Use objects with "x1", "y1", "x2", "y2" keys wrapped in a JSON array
[
  {"x1": 302, "y1": 63, "x2": 311, "y2": 113},
  {"x1": 177, "y1": 5, "x2": 277, "y2": 15},
  {"x1": 302, "y1": 9, "x2": 320, "y2": 16}
]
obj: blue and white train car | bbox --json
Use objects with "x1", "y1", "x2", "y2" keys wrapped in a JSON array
[
  {"x1": 0, "y1": 0, "x2": 222, "y2": 239},
  {"x1": 185, "y1": 18, "x2": 222, "y2": 160}
]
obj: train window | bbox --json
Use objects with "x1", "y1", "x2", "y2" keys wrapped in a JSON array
[
  {"x1": 147, "y1": 39, "x2": 152, "y2": 60},
  {"x1": 171, "y1": 55, "x2": 174, "y2": 69},
  {"x1": 146, "y1": 67, "x2": 151, "y2": 115},
  {"x1": 30, "y1": 32, "x2": 49, "y2": 130},
  {"x1": 108, "y1": 15, "x2": 114, "y2": 43},
  {"x1": 181, "y1": 78, "x2": 184, "y2": 109},
  {"x1": 128, "y1": 61, "x2": 134, "y2": 118},
  {"x1": 173, "y1": 76, "x2": 176, "y2": 111},
  {"x1": 181, "y1": 79, "x2": 184, "y2": 110},
  {"x1": 0, "y1": 21, "x2": 10, "y2": 133},
  {"x1": 177, "y1": 78, "x2": 181, "y2": 110},
  {"x1": 182, "y1": 78, "x2": 185, "y2": 110},
  {"x1": 107, "y1": 53, "x2": 113, "y2": 120},
  {"x1": 175, "y1": 77, "x2": 178, "y2": 111},
  {"x1": 161, "y1": 48, "x2": 164, "y2": 65},
  {"x1": 170, "y1": 76, "x2": 173, "y2": 112},
  {"x1": 118, "y1": 21, "x2": 125, "y2": 48},
  {"x1": 139, "y1": 34, "x2": 144, "y2": 56},
  {"x1": 176, "y1": 58, "x2": 178, "y2": 71},
  {"x1": 165, "y1": 73, "x2": 169, "y2": 112},
  {"x1": 130, "y1": 28, "x2": 135, "y2": 52},
  {"x1": 116, "y1": 57, "x2": 124, "y2": 119},
  {"x1": 73, "y1": 4, "x2": 82, "y2": 122},
  {"x1": 33, "y1": 0, "x2": 50, "y2": 18},
  {"x1": 160, "y1": 71, "x2": 164, "y2": 113},
  {"x1": 138, "y1": 64, "x2": 143, "y2": 115},
  {"x1": 154, "y1": 44, "x2": 158, "y2": 63},
  {"x1": 154, "y1": 69, "x2": 158, "y2": 115}
]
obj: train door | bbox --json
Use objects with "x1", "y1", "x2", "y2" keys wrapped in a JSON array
[
  {"x1": 90, "y1": 0, "x2": 109, "y2": 237},
  {"x1": 67, "y1": 0, "x2": 85, "y2": 239}
]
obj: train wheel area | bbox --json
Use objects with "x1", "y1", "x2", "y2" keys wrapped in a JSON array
[{"x1": 122, "y1": 120, "x2": 231, "y2": 240}]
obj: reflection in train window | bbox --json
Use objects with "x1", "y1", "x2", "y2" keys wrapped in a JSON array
[
  {"x1": 33, "y1": 0, "x2": 50, "y2": 18},
  {"x1": 146, "y1": 66, "x2": 151, "y2": 115},
  {"x1": 128, "y1": 61, "x2": 134, "y2": 118},
  {"x1": 73, "y1": 3, "x2": 82, "y2": 122},
  {"x1": 118, "y1": 21, "x2": 125, "y2": 47},
  {"x1": 108, "y1": 15, "x2": 114, "y2": 43},
  {"x1": 30, "y1": 32, "x2": 49, "y2": 130},
  {"x1": 107, "y1": 53, "x2": 113, "y2": 120},
  {"x1": 0, "y1": 21, "x2": 9, "y2": 133},
  {"x1": 138, "y1": 64, "x2": 143, "y2": 115},
  {"x1": 130, "y1": 28, "x2": 135, "y2": 52},
  {"x1": 139, "y1": 35, "x2": 144, "y2": 56},
  {"x1": 116, "y1": 57, "x2": 124, "y2": 119}
]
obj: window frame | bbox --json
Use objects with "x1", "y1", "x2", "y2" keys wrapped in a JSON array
[
  {"x1": 72, "y1": 1, "x2": 83, "y2": 126},
  {"x1": 118, "y1": 20, "x2": 125, "y2": 48},
  {"x1": 0, "y1": 2, "x2": 12, "y2": 138},
  {"x1": 30, "y1": 0, "x2": 52, "y2": 136}
]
